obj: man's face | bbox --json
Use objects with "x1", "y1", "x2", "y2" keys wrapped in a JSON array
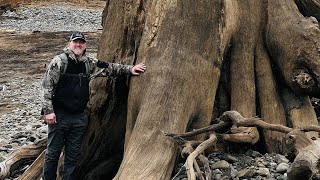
[{"x1": 68, "y1": 39, "x2": 87, "y2": 56}]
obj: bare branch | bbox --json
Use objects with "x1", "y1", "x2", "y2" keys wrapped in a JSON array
[
  {"x1": 171, "y1": 165, "x2": 185, "y2": 180},
  {"x1": 300, "y1": 125, "x2": 320, "y2": 133},
  {"x1": 181, "y1": 141, "x2": 202, "y2": 158},
  {"x1": 186, "y1": 133, "x2": 217, "y2": 180},
  {"x1": 194, "y1": 160, "x2": 204, "y2": 180},
  {"x1": 198, "y1": 154, "x2": 211, "y2": 180},
  {"x1": 221, "y1": 111, "x2": 293, "y2": 133},
  {"x1": 165, "y1": 121, "x2": 230, "y2": 139}
]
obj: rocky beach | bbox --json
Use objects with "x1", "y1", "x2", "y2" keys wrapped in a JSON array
[{"x1": 0, "y1": 1, "x2": 319, "y2": 180}]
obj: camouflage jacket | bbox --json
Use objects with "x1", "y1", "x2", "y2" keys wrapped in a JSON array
[{"x1": 41, "y1": 47, "x2": 133, "y2": 115}]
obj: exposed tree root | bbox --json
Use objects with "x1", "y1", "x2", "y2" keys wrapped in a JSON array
[
  {"x1": 185, "y1": 133, "x2": 217, "y2": 180},
  {"x1": 198, "y1": 154, "x2": 211, "y2": 180},
  {"x1": 223, "y1": 126, "x2": 259, "y2": 144},
  {"x1": 178, "y1": 141, "x2": 204, "y2": 180},
  {"x1": 165, "y1": 121, "x2": 231, "y2": 139},
  {"x1": 166, "y1": 111, "x2": 320, "y2": 180},
  {"x1": 193, "y1": 160, "x2": 203, "y2": 180}
]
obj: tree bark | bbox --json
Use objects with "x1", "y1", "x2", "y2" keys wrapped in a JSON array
[
  {"x1": 255, "y1": 42, "x2": 287, "y2": 153},
  {"x1": 76, "y1": 0, "x2": 320, "y2": 179},
  {"x1": 114, "y1": 1, "x2": 224, "y2": 179}
]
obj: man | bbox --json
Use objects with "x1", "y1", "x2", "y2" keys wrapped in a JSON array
[{"x1": 41, "y1": 31, "x2": 146, "y2": 180}]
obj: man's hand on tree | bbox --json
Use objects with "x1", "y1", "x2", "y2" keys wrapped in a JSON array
[
  {"x1": 44, "y1": 113, "x2": 57, "y2": 125},
  {"x1": 131, "y1": 63, "x2": 147, "y2": 75}
]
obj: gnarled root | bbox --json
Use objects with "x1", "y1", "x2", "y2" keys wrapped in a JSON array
[
  {"x1": 185, "y1": 133, "x2": 217, "y2": 180},
  {"x1": 169, "y1": 134, "x2": 216, "y2": 180},
  {"x1": 167, "y1": 110, "x2": 320, "y2": 179},
  {"x1": 222, "y1": 126, "x2": 259, "y2": 144}
]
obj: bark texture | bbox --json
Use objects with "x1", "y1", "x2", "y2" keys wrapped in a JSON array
[{"x1": 114, "y1": 1, "x2": 223, "y2": 179}]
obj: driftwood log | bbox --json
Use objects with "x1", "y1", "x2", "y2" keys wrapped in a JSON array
[
  {"x1": 18, "y1": 150, "x2": 45, "y2": 180},
  {"x1": 0, "y1": 138, "x2": 46, "y2": 180}
]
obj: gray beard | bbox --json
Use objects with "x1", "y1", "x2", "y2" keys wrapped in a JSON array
[{"x1": 72, "y1": 48, "x2": 85, "y2": 56}]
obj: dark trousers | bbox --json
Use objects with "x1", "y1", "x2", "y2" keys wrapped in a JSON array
[{"x1": 43, "y1": 111, "x2": 88, "y2": 180}]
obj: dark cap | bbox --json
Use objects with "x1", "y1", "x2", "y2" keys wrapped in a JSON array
[{"x1": 69, "y1": 31, "x2": 86, "y2": 42}]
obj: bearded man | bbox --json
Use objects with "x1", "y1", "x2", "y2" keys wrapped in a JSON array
[{"x1": 41, "y1": 32, "x2": 146, "y2": 180}]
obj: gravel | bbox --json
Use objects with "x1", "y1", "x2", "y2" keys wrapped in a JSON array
[
  {"x1": 172, "y1": 150, "x2": 291, "y2": 180},
  {"x1": 0, "y1": 2, "x2": 103, "y2": 32},
  {"x1": 0, "y1": 73, "x2": 44, "y2": 179}
]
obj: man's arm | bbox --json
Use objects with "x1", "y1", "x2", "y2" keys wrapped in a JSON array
[
  {"x1": 89, "y1": 58, "x2": 146, "y2": 79},
  {"x1": 41, "y1": 56, "x2": 62, "y2": 124}
]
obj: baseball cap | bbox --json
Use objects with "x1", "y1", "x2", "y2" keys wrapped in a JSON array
[{"x1": 69, "y1": 31, "x2": 86, "y2": 42}]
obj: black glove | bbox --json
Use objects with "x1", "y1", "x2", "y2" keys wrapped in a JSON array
[{"x1": 97, "y1": 60, "x2": 109, "y2": 68}]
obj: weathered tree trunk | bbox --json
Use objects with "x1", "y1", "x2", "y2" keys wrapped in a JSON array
[
  {"x1": 106, "y1": 1, "x2": 224, "y2": 179},
  {"x1": 75, "y1": 0, "x2": 320, "y2": 179}
]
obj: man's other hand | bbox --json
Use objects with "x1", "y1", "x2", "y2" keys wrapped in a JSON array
[
  {"x1": 131, "y1": 63, "x2": 147, "y2": 75},
  {"x1": 44, "y1": 113, "x2": 57, "y2": 125}
]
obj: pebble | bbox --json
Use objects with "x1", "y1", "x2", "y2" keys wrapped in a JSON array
[
  {"x1": 277, "y1": 173, "x2": 288, "y2": 180},
  {"x1": 210, "y1": 160, "x2": 230, "y2": 170},
  {"x1": 256, "y1": 167, "x2": 270, "y2": 177},
  {"x1": 221, "y1": 154, "x2": 238, "y2": 163},
  {"x1": 173, "y1": 151, "x2": 292, "y2": 180},
  {"x1": 236, "y1": 167, "x2": 255, "y2": 178},
  {"x1": 213, "y1": 169, "x2": 222, "y2": 174},
  {"x1": 275, "y1": 154, "x2": 290, "y2": 164},
  {"x1": 276, "y1": 162, "x2": 289, "y2": 173},
  {"x1": 214, "y1": 173, "x2": 222, "y2": 179},
  {"x1": 245, "y1": 149, "x2": 262, "y2": 157}
]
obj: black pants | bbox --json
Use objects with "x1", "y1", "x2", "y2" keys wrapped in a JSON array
[{"x1": 42, "y1": 111, "x2": 88, "y2": 180}]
